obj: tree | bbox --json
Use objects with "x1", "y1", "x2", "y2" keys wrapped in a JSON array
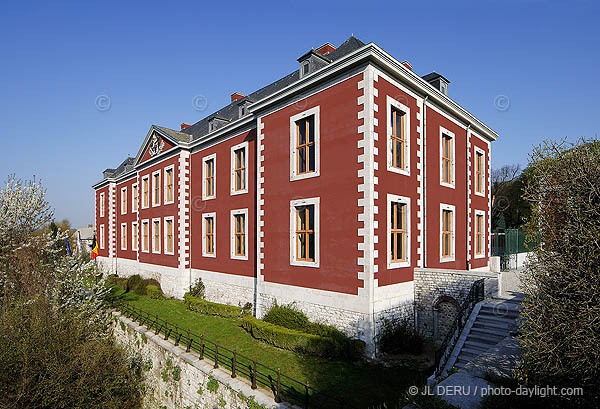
[
  {"x1": 491, "y1": 164, "x2": 532, "y2": 230},
  {"x1": 519, "y1": 138, "x2": 600, "y2": 408}
]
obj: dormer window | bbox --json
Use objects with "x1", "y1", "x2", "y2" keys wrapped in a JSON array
[
  {"x1": 302, "y1": 62, "x2": 309, "y2": 76},
  {"x1": 209, "y1": 120, "x2": 216, "y2": 132},
  {"x1": 298, "y1": 49, "x2": 330, "y2": 79},
  {"x1": 238, "y1": 100, "x2": 252, "y2": 118}
]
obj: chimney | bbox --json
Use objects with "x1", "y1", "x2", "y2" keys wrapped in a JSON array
[
  {"x1": 231, "y1": 92, "x2": 245, "y2": 103},
  {"x1": 401, "y1": 60, "x2": 413, "y2": 71},
  {"x1": 88, "y1": 224, "x2": 92, "y2": 228},
  {"x1": 316, "y1": 42, "x2": 336, "y2": 56},
  {"x1": 180, "y1": 123, "x2": 191, "y2": 131}
]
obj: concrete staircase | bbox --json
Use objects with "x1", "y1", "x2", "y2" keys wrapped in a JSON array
[{"x1": 452, "y1": 296, "x2": 523, "y2": 370}]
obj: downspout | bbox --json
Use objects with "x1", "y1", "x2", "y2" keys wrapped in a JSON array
[
  {"x1": 465, "y1": 124, "x2": 471, "y2": 271},
  {"x1": 422, "y1": 96, "x2": 428, "y2": 268}
]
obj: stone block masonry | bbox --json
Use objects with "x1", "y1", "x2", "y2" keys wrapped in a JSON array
[
  {"x1": 112, "y1": 312, "x2": 295, "y2": 409},
  {"x1": 414, "y1": 268, "x2": 499, "y2": 340}
]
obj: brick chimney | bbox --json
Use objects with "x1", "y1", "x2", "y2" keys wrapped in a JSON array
[
  {"x1": 316, "y1": 43, "x2": 336, "y2": 56},
  {"x1": 180, "y1": 123, "x2": 191, "y2": 130},
  {"x1": 231, "y1": 92, "x2": 245, "y2": 102},
  {"x1": 401, "y1": 60, "x2": 413, "y2": 71}
]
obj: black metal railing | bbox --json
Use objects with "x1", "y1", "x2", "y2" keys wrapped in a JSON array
[
  {"x1": 111, "y1": 300, "x2": 358, "y2": 409},
  {"x1": 433, "y1": 279, "x2": 485, "y2": 378}
]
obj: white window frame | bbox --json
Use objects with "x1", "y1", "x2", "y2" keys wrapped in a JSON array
[
  {"x1": 230, "y1": 141, "x2": 249, "y2": 195},
  {"x1": 387, "y1": 194, "x2": 411, "y2": 269},
  {"x1": 132, "y1": 183, "x2": 138, "y2": 213},
  {"x1": 99, "y1": 224, "x2": 105, "y2": 249},
  {"x1": 440, "y1": 126, "x2": 456, "y2": 189},
  {"x1": 289, "y1": 197, "x2": 320, "y2": 268},
  {"x1": 120, "y1": 223, "x2": 127, "y2": 251},
  {"x1": 164, "y1": 165, "x2": 175, "y2": 205},
  {"x1": 152, "y1": 217, "x2": 161, "y2": 254},
  {"x1": 202, "y1": 212, "x2": 216, "y2": 258},
  {"x1": 141, "y1": 219, "x2": 149, "y2": 253},
  {"x1": 152, "y1": 170, "x2": 161, "y2": 207},
  {"x1": 120, "y1": 187, "x2": 127, "y2": 215},
  {"x1": 440, "y1": 203, "x2": 456, "y2": 262},
  {"x1": 202, "y1": 153, "x2": 217, "y2": 200},
  {"x1": 99, "y1": 192, "x2": 105, "y2": 217},
  {"x1": 141, "y1": 176, "x2": 150, "y2": 209},
  {"x1": 474, "y1": 147, "x2": 486, "y2": 197},
  {"x1": 163, "y1": 216, "x2": 175, "y2": 255},
  {"x1": 131, "y1": 221, "x2": 138, "y2": 251},
  {"x1": 474, "y1": 210, "x2": 486, "y2": 259},
  {"x1": 230, "y1": 208, "x2": 248, "y2": 260},
  {"x1": 386, "y1": 96, "x2": 411, "y2": 176},
  {"x1": 290, "y1": 105, "x2": 320, "y2": 181}
]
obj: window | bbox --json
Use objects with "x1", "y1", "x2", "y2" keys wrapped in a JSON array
[
  {"x1": 303, "y1": 61, "x2": 309, "y2": 75},
  {"x1": 142, "y1": 176, "x2": 150, "y2": 209},
  {"x1": 141, "y1": 220, "x2": 149, "y2": 253},
  {"x1": 99, "y1": 192, "x2": 105, "y2": 217},
  {"x1": 290, "y1": 106, "x2": 320, "y2": 181},
  {"x1": 120, "y1": 223, "x2": 127, "y2": 250},
  {"x1": 475, "y1": 210, "x2": 485, "y2": 258},
  {"x1": 121, "y1": 187, "x2": 127, "y2": 215},
  {"x1": 231, "y1": 142, "x2": 248, "y2": 195},
  {"x1": 387, "y1": 96, "x2": 410, "y2": 175},
  {"x1": 290, "y1": 197, "x2": 320, "y2": 267},
  {"x1": 152, "y1": 218, "x2": 161, "y2": 253},
  {"x1": 440, "y1": 204, "x2": 455, "y2": 261},
  {"x1": 202, "y1": 154, "x2": 216, "y2": 200},
  {"x1": 164, "y1": 166, "x2": 174, "y2": 204},
  {"x1": 202, "y1": 212, "x2": 216, "y2": 257},
  {"x1": 475, "y1": 148, "x2": 485, "y2": 196},
  {"x1": 164, "y1": 217, "x2": 174, "y2": 255},
  {"x1": 440, "y1": 127, "x2": 455, "y2": 187},
  {"x1": 132, "y1": 222, "x2": 138, "y2": 251},
  {"x1": 132, "y1": 183, "x2": 138, "y2": 213},
  {"x1": 387, "y1": 194, "x2": 410, "y2": 268},
  {"x1": 99, "y1": 224, "x2": 105, "y2": 249},
  {"x1": 152, "y1": 171, "x2": 161, "y2": 207},
  {"x1": 230, "y1": 209, "x2": 248, "y2": 260}
]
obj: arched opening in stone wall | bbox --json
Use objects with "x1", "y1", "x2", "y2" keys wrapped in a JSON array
[{"x1": 432, "y1": 295, "x2": 460, "y2": 342}]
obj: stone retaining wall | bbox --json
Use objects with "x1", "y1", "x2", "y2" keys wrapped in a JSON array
[
  {"x1": 112, "y1": 312, "x2": 293, "y2": 409},
  {"x1": 414, "y1": 268, "x2": 499, "y2": 340}
]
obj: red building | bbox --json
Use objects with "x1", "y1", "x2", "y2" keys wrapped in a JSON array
[{"x1": 93, "y1": 37, "x2": 497, "y2": 352}]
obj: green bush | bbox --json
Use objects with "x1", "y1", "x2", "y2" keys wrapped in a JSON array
[
  {"x1": 0, "y1": 297, "x2": 144, "y2": 408},
  {"x1": 107, "y1": 274, "x2": 128, "y2": 291},
  {"x1": 146, "y1": 285, "x2": 163, "y2": 299},
  {"x1": 184, "y1": 294, "x2": 250, "y2": 318},
  {"x1": 126, "y1": 275, "x2": 143, "y2": 293},
  {"x1": 189, "y1": 278, "x2": 205, "y2": 298},
  {"x1": 377, "y1": 318, "x2": 424, "y2": 355},
  {"x1": 240, "y1": 316, "x2": 365, "y2": 360},
  {"x1": 134, "y1": 278, "x2": 161, "y2": 296},
  {"x1": 263, "y1": 301, "x2": 347, "y2": 340}
]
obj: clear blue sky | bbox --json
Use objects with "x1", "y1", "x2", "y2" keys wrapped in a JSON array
[{"x1": 1, "y1": 1, "x2": 598, "y2": 227}]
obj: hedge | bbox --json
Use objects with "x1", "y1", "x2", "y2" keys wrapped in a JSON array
[
  {"x1": 184, "y1": 294, "x2": 250, "y2": 318},
  {"x1": 146, "y1": 285, "x2": 163, "y2": 300},
  {"x1": 240, "y1": 316, "x2": 365, "y2": 360},
  {"x1": 263, "y1": 302, "x2": 347, "y2": 339},
  {"x1": 106, "y1": 274, "x2": 128, "y2": 291}
]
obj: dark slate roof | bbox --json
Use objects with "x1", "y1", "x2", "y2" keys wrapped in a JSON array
[
  {"x1": 181, "y1": 36, "x2": 366, "y2": 141},
  {"x1": 154, "y1": 125, "x2": 192, "y2": 143},
  {"x1": 422, "y1": 72, "x2": 451, "y2": 84},
  {"x1": 104, "y1": 156, "x2": 135, "y2": 179}
]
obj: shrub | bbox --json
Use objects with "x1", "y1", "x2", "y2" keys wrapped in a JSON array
[
  {"x1": 518, "y1": 139, "x2": 600, "y2": 407},
  {"x1": 240, "y1": 316, "x2": 365, "y2": 360},
  {"x1": 377, "y1": 318, "x2": 424, "y2": 355},
  {"x1": 146, "y1": 285, "x2": 163, "y2": 299},
  {"x1": 134, "y1": 278, "x2": 161, "y2": 296},
  {"x1": 126, "y1": 274, "x2": 143, "y2": 293},
  {"x1": 263, "y1": 301, "x2": 347, "y2": 340},
  {"x1": 0, "y1": 297, "x2": 144, "y2": 408},
  {"x1": 184, "y1": 294, "x2": 248, "y2": 318},
  {"x1": 189, "y1": 278, "x2": 205, "y2": 298}
]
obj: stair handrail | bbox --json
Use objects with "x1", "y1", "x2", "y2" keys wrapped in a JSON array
[{"x1": 433, "y1": 278, "x2": 485, "y2": 378}]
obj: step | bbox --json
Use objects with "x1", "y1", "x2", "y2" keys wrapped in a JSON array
[
  {"x1": 464, "y1": 339, "x2": 494, "y2": 351},
  {"x1": 459, "y1": 346, "x2": 486, "y2": 357},
  {"x1": 454, "y1": 360, "x2": 466, "y2": 369},
  {"x1": 475, "y1": 314, "x2": 515, "y2": 325},
  {"x1": 466, "y1": 333, "x2": 504, "y2": 346},
  {"x1": 472, "y1": 319, "x2": 513, "y2": 331},
  {"x1": 479, "y1": 307, "x2": 521, "y2": 319},
  {"x1": 470, "y1": 327, "x2": 510, "y2": 338}
]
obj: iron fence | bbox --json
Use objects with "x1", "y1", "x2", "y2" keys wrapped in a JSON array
[
  {"x1": 111, "y1": 300, "x2": 358, "y2": 409},
  {"x1": 433, "y1": 279, "x2": 485, "y2": 378}
]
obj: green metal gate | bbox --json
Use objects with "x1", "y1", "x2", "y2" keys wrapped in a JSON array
[{"x1": 491, "y1": 228, "x2": 527, "y2": 271}]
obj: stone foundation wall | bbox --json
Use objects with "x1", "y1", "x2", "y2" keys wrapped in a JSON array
[
  {"x1": 112, "y1": 312, "x2": 291, "y2": 409},
  {"x1": 414, "y1": 268, "x2": 499, "y2": 340}
]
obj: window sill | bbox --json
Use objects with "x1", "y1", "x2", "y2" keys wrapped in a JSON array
[
  {"x1": 231, "y1": 254, "x2": 248, "y2": 261},
  {"x1": 202, "y1": 195, "x2": 216, "y2": 201},
  {"x1": 388, "y1": 260, "x2": 410, "y2": 269},
  {"x1": 291, "y1": 260, "x2": 319, "y2": 268},
  {"x1": 474, "y1": 253, "x2": 485, "y2": 259},
  {"x1": 474, "y1": 191, "x2": 485, "y2": 197},
  {"x1": 440, "y1": 182, "x2": 455, "y2": 189},
  {"x1": 202, "y1": 253, "x2": 216, "y2": 258},
  {"x1": 440, "y1": 257, "x2": 455, "y2": 263},
  {"x1": 387, "y1": 166, "x2": 410, "y2": 177},
  {"x1": 230, "y1": 189, "x2": 248, "y2": 196},
  {"x1": 290, "y1": 171, "x2": 320, "y2": 182}
]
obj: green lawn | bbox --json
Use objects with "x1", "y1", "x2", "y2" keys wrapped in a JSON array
[{"x1": 117, "y1": 291, "x2": 431, "y2": 408}]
